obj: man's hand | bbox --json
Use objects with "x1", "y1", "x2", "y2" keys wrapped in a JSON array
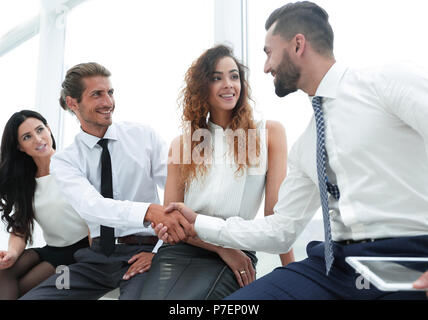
[
  {"x1": 164, "y1": 202, "x2": 197, "y2": 224},
  {"x1": 151, "y1": 203, "x2": 198, "y2": 244},
  {"x1": 145, "y1": 204, "x2": 195, "y2": 243},
  {"x1": 152, "y1": 222, "x2": 170, "y2": 243},
  {"x1": 413, "y1": 270, "x2": 428, "y2": 298},
  {"x1": 122, "y1": 252, "x2": 154, "y2": 280}
]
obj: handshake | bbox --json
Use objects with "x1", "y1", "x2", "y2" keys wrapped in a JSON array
[{"x1": 146, "y1": 203, "x2": 198, "y2": 244}]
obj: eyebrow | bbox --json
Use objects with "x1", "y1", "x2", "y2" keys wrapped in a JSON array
[
  {"x1": 89, "y1": 88, "x2": 114, "y2": 95},
  {"x1": 212, "y1": 69, "x2": 239, "y2": 75},
  {"x1": 20, "y1": 125, "x2": 43, "y2": 139}
]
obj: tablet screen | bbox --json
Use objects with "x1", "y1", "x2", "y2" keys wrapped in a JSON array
[{"x1": 357, "y1": 260, "x2": 428, "y2": 284}]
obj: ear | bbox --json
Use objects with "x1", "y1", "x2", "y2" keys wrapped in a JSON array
[
  {"x1": 294, "y1": 34, "x2": 306, "y2": 57},
  {"x1": 65, "y1": 96, "x2": 79, "y2": 114}
]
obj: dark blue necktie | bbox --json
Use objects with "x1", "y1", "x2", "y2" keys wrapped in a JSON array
[
  {"x1": 97, "y1": 139, "x2": 115, "y2": 256},
  {"x1": 311, "y1": 96, "x2": 340, "y2": 275}
]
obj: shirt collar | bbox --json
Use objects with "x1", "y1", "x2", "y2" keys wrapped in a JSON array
[
  {"x1": 77, "y1": 123, "x2": 119, "y2": 149},
  {"x1": 207, "y1": 120, "x2": 230, "y2": 132},
  {"x1": 314, "y1": 62, "x2": 348, "y2": 100}
]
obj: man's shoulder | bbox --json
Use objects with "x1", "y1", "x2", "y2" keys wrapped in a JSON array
[
  {"x1": 52, "y1": 137, "x2": 83, "y2": 163},
  {"x1": 115, "y1": 121, "x2": 159, "y2": 137},
  {"x1": 351, "y1": 61, "x2": 426, "y2": 81}
]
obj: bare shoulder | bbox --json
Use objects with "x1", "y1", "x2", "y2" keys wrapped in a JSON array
[
  {"x1": 170, "y1": 135, "x2": 182, "y2": 149},
  {"x1": 265, "y1": 120, "x2": 286, "y2": 147},
  {"x1": 266, "y1": 120, "x2": 285, "y2": 133},
  {"x1": 168, "y1": 135, "x2": 184, "y2": 164}
]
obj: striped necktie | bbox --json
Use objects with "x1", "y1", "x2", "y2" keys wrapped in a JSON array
[{"x1": 311, "y1": 96, "x2": 340, "y2": 275}]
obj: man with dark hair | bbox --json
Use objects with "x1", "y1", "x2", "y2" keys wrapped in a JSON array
[
  {"x1": 161, "y1": 2, "x2": 428, "y2": 299},
  {"x1": 265, "y1": 1, "x2": 334, "y2": 58},
  {"x1": 21, "y1": 62, "x2": 193, "y2": 299}
]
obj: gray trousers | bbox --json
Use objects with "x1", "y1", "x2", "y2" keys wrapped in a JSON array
[{"x1": 20, "y1": 241, "x2": 154, "y2": 300}]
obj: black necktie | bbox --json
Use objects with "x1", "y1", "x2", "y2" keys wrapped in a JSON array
[{"x1": 97, "y1": 139, "x2": 115, "y2": 256}]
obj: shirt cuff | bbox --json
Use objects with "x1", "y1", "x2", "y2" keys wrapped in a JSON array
[
  {"x1": 195, "y1": 214, "x2": 224, "y2": 245},
  {"x1": 128, "y1": 202, "x2": 151, "y2": 228},
  {"x1": 151, "y1": 240, "x2": 163, "y2": 253}
]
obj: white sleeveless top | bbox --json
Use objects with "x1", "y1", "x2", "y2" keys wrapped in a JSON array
[
  {"x1": 184, "y1": 120, "x2": 267, "y2": 220},
  {"x1": 34, "y1": 175, "x2": 88, "y2": 247}
]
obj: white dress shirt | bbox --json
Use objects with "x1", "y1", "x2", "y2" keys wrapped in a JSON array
[
  {"x1": 51, "y1": 122, "x2": 167, "y2": 251},
  {"x1": 34, "y1": 175, "x2": 88, "y2": 247},
  {"x1": 195, "y1": 62, "x2": 428, "y2": 254},
  {"x1": 184, "y1": 120, "x2": 267, "y2": 222}
]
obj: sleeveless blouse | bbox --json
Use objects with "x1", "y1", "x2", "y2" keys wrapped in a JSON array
[{"x1": 184, "y1": 120, "x2": 267, "y2": 220}]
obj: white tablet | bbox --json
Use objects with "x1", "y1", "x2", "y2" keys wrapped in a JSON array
[{"x1": 345, "y1": 256, "x2": 428, "y2": 291}]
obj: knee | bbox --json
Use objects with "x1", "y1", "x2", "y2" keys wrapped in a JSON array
[{"x1": 0, "y1": 268, "x2": 16, "y2": 282}]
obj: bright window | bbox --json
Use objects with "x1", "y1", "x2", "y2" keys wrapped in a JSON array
[
  {"x1": 247, "y1": 0, "x2": 428, "y2": 150},
  {"x1": 0, "y1": 0, "x2": 40, "y2": 36},
  {"x1": 0, "y1": 35, "x2": 40, "y2": 138},
  {"x1": 62, "y1": 0, "x2": 215, "y2": 148}
]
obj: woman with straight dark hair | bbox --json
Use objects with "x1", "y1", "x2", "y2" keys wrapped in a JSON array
[
  {"x1": 0, "y1": 110, "x2": 89, "y2": 299},
  {"x1": 140, "y1": 45, "x2": 294, "y2": 300}
]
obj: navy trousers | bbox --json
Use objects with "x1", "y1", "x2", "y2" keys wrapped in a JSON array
[{"x1": 226, "y1": 235, "x2": 428, "y2": 300}]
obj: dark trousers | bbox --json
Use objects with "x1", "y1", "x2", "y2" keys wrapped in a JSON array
[
  {"x1": 226, "y1": 235, "x2": 428, "y2": 300},
  {"x1": 139, "y1": 243, "x2": 257, "y2": 300},
  {"x1": 20, "y1": 241, "x2": 155, "y2": 300}
]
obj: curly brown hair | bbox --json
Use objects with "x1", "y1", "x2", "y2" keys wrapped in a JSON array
[{"x1": 179, "y1": 45, "x2": 260, "y2": 188}]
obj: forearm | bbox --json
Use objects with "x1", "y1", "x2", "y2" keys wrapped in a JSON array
[
  {"x1": 279, "y1": 249, "x2": 295, "y2": 266},
  {"x1": 51, "y1": 166, "x2": 148, "y2": 229},
  {"x1": 8, "y1": 233, "x2": 26, "y2": 256},
  {"x1": 185, "y1": 236, "x2": 222, "y2": 254}
]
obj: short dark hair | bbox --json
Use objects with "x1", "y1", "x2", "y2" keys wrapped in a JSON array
[
  {"x1": 59, "y1": 62, "x2": 111, "y2": 113},
  {"x1": 265, "y1": 1, "x2": 334, "y2": 56}
]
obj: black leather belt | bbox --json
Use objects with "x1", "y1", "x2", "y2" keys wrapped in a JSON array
[
  {"x1": 92, "y1": 235, "x2": 158, "y2": 246},
  {"x1": 335, "y1": 238, "x2": 391, "y2": 245}
]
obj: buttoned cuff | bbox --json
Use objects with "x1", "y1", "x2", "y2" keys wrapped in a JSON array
[{"x1": 195, "y1": 214, "x2": 224, "y2": 245}]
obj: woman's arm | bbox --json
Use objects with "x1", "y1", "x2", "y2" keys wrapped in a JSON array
[
  {"x1": 264, "y1": 120, "x2": 295, "y2": 266},
  {"x1": 0, "y1": 233, "x2": 26, "y2": 270},
  {"x1": 164, "y1": 136, "x2": 186, "y2": 207}
]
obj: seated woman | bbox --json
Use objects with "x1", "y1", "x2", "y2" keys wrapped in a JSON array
[
  {"x1": 140, "y1": 45, "x2": 294, "y2": 300},
  {"x1": 0, "y1": 110, "x2": 89, "y2": 299}
]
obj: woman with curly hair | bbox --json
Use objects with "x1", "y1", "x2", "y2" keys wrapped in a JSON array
[
  {"x1": 0, "y1": 110, "x2": 89, "y2": 299},
  {"x1": 140, "y1": 45, "x2": 294, "y2": 300}
]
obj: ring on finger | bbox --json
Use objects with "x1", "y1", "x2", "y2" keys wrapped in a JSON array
[{"x1": 240, "y1": 270, "x2": 246, "y2": 275}]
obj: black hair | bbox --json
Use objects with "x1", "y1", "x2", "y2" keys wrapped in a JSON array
[
  {"x1": 266, "y1": 1, "x2": 334, "y2": 56},
  {"x1": 0, "y1": 110, "x2": 56, "y2": 244}
]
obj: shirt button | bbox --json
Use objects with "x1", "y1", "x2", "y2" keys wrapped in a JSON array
[{"x1": 329, "y1": 209, "x2": 335, "y2": 216}]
